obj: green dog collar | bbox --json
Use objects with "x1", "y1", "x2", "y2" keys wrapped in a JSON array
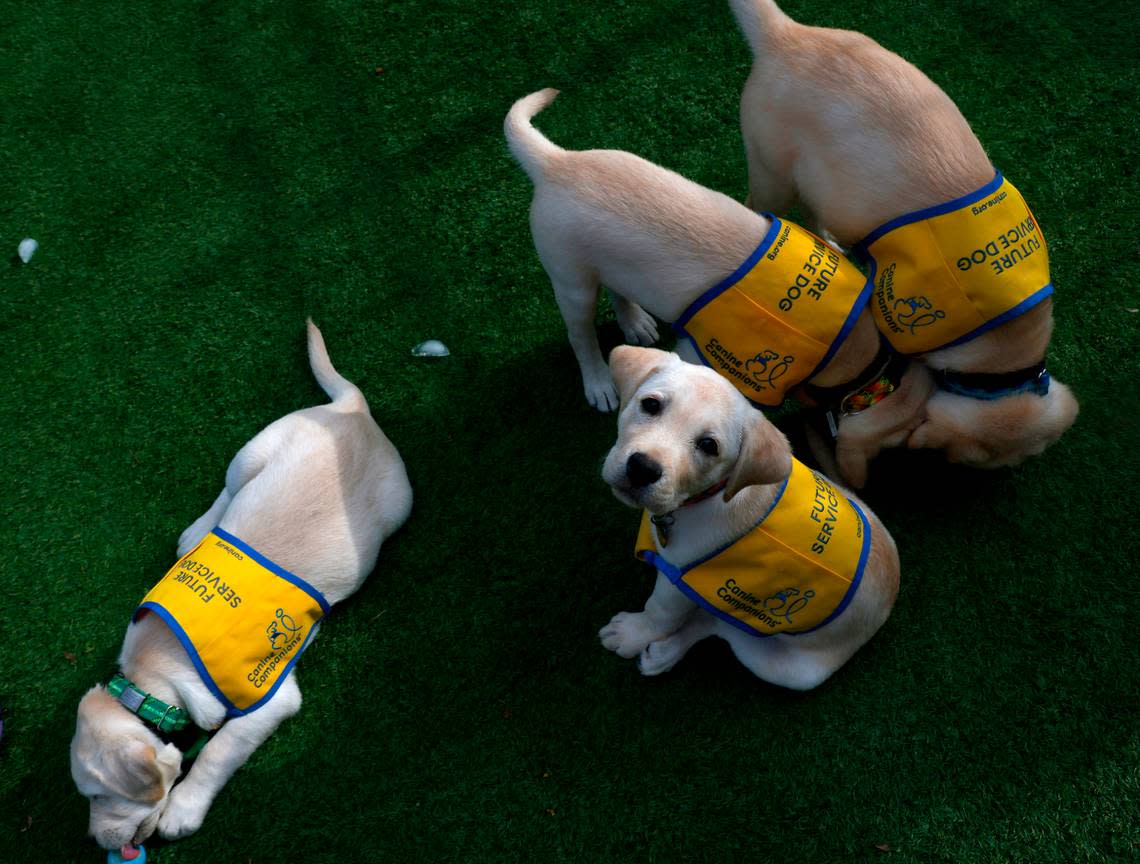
[{"x1": 106, "y1": 673, "x2": 191, "y2": 734}]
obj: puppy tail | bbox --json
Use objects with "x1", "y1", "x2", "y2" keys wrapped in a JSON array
[
  {"x1": 504, "y1": 88, "x2": 563, "y2": 181},
  {"x1": 306, "y1": 319, "x2": 367, "y2": 411},
  {"x1": 727, "y1": 0, "x2": 791, "y2": 54}
]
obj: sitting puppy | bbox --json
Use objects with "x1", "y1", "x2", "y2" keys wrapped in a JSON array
[
  {"x1": 70, "y1": 322, "x2": 412, "y2": 852},
  {"x1": 505, "y1": 89, "x2": 932, "y2": 487},
  {"x1": 728, "y1": 0, "x2": 1078, "y2": 467},
  {"x1": 598, "y1": 346, "x2": 898, "y2": 690}
]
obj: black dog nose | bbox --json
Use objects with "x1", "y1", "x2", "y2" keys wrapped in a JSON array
[{"x1": 626, "y1": 452, "x2": 663, "y2": 487}]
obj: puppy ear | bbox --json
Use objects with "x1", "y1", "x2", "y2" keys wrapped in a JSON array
[
  {"x1": 723, "y1": 412, "x2": 793, "y2": 501},
  {"x1": 609, "y1": 346, "x2": 673, "y2": 407},
  {"x1": 107, "y1": 741, "x2": 167, "y2": 804}
]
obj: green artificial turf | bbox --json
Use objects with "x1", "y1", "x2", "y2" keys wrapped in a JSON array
[{"x1": 2, "y1": 0, "x2": 1138, "y2": 861}]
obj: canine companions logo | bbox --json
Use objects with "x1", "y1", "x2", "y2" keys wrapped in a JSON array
[
  {"x1": 265, "y1": 607, "x2": 302, "y2": 651},
  {"x1": 763, "y1": 587, "x2": 816, "y2": 625},
  {"x1": 893, "y1": 296, "x2": 946, "y2": 334},
  {"x1": 745, "y1": 350, "x2": 795, "y2": 390}
]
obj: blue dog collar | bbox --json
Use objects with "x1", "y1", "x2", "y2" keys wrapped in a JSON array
[{"x1": 933, "y1": 362, "x2": 1051, "y2": 400}]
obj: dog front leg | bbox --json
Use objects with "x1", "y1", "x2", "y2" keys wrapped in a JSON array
[
  {"x1": 157, "y1": 674, "x2": 302, "y2": 839},
  {"x1": 599, "y1": 572, "x2": 696, "y2": 659}
]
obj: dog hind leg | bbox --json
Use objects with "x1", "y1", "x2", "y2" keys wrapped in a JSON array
[
  {"x1": 607, "y1": 289, "x2": 659, "y2": 347},
  {"x1": 177, "y1": 489, "x2": 233, "y2": 557},
  {"x1": 176, "y1": 421, "x2": 290, "y2": 556}
]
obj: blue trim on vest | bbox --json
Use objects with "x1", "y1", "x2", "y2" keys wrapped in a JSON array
[
  {"x1": 851, "y1": 170, "x2": 1005, "y2": 260},
  {"x1": 212, "y1": 526, "x2": 331, "y2": 615}
]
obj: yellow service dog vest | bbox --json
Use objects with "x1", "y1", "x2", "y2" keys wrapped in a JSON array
[
  {"x1": 673, "y1": 217, "x2": 870, "y2": 407},
  {"x1": 635, "y1": 459, "x2": 870, "y2": 637},
  {"x1": 137, "y1": 528, "x2": 329, "y2": 716},
  {"x1": 854, "y1": 172, "x2": 1053, "y2": 355}
]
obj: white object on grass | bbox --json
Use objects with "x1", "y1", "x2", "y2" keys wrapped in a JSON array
[
  {"x1": 18, "y1": 238, "x2": 37, "y2": 263},
  {"x1": 411, "y1": 340, "x2": 450, "y2": 357}
]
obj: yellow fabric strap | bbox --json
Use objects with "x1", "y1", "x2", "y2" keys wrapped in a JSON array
[
  {"x1": 137, "y1": 529, "x2": 328, "y2": 715},
  {"x1": 860, "y1": 173, "x2": 1053, "y2": 355},
  {"x1": 634, "y1": 459, "x2": 869, "y2": 636},
  {"x1": 674, "y1": 218, "x2": 870, "y2": 407}
]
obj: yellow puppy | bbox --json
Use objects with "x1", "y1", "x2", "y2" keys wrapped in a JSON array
[
  {"x1": 70, "y1": 323, "x2": 412, "y2": 850},
  {"x1": 598, "y1": 346, "x2": 898, "y2": 690},
  {"x1": 729, "y1": 0, "x2": 1078, "y2": 467}
]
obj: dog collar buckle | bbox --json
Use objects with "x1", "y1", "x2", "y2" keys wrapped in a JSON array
[{"x1": 117, "y1": 686, "x2": 146, "y2": 714}]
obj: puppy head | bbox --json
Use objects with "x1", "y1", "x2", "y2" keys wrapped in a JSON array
[
  {"x1": 70, "y1": 687, "x2": 182, "y2": 850},
  {"x1": 602, "y1": 346, "x2": 792, "y2": 513}
]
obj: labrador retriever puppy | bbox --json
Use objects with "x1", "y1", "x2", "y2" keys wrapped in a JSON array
[
  {"x1": 70, "y1": 321, "x2": 412, "y2": 852},
  {"x1": 598, "y1": 346, "x2": 898, "y2": 690},
  {"x1": 505, "y1": 88, "x2": 932, "y2": 487},
  {"x1": 728, "y1": 0, "x2": 1077, "y2": 467}
]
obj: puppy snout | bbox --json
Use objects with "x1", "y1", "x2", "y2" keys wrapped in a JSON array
[{"x1": 626, "y1": 452, "x2": 663, "y2": 487}]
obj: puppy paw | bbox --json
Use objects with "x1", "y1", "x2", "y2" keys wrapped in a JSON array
[
  {"x1": 638, "y1": 638, "x2": 685, "y2": 677},
  {"x1": 616, "y1": 303, "x2": 659, "y2": 347},
  {"x1": 599, "y1": 612, "x2": 656, "y2": 659},
  {"x1": 157, "y1": 784, "x2": 210, "y2": 840},
  {"x1": 584, "y1": 375, "x2": 619, "y2": 413}
]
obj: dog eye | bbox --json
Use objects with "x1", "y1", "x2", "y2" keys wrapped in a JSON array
[
  {"x1": 640, "y1": 397, "x2": 661, "y2": 415},
  {"x1": 697, "y1": 437, "x2": 719, "y2": 456}
]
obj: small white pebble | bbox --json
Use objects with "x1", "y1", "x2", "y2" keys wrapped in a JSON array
[
  {"x1": 411, "y1": 339, "x2": 450, "y2": 357},
  {"x1": 18, "y1": 238, "x2": 37, "y2": 263}
]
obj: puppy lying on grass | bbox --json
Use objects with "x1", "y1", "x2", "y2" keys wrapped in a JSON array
[
  {"x1": 505, "y1": 88, "x2": 932, "y2": 488},
  {"x1": 70, "y1": 322, "x2": 412, "y2": 852},
  {"x1": 599, "y1": 346, "x2": 898, "y2": 690},
  {"x1": 728, "y1": 0, "x2": 1078, "y2": 467}
]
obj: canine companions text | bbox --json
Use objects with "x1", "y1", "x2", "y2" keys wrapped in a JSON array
[
  {"x1": 598, "y1": 346, "x2": 898, "y2": 689},
  {"x1": 70, "y1": 322, "x2": 412, "y2": 850}
]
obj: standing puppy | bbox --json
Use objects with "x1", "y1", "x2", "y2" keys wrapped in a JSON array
[
  {"x1": 70, "y1": 322, "x2": 412, "y2": 852},
  {"x1": 728, "y1": 0, "x2": 1077, "y2": 467},
  {"x1": 598, "y1": 346, "x2": 898, "y2": 689},
  {"x1": 505, "y1": 89, "x2": 932, "y2": 487}
]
